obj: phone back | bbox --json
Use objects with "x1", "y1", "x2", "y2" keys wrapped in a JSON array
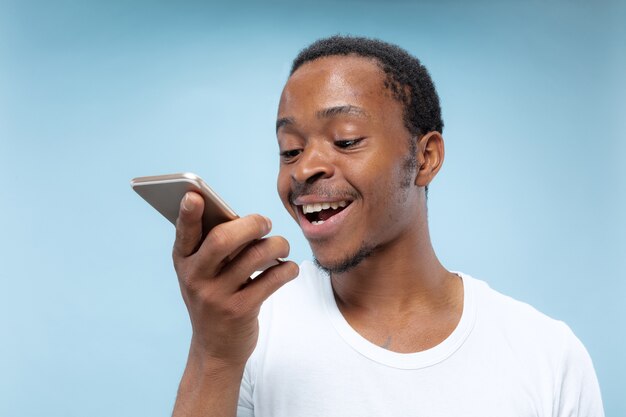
[{"x1": 131, "y1": 173, "x2": 238, "y2": 234}]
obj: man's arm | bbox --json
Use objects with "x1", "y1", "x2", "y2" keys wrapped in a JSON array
[
  {"x1": 171, "y1": 192, "x2": 298, "y2": 417},
  {"x1": 173, "y1": 345, "x2": 245, "y2": 417}
]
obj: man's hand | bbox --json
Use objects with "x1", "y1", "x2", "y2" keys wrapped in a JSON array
[{"x1": 172, "y1": 191, "x2": 299, "y2": 416}]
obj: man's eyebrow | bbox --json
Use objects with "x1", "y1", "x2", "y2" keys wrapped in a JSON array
[
  {"x1": 317, "y1": 105, "x2": 370, "y2": 119},
  {"x1": 276, "y1": 116, "x2": 295, "y2": 133},
  {"x1": 276, "y1": 105, "x2": 369, "y2": 133}
]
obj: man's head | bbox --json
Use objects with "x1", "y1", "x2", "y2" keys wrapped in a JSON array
[
  {"x1": 291, "y1": 35, "x2": 444, "y2": 138},
  {"x1": 276, "y1": 36, "x2": 445, "y2": 274}
]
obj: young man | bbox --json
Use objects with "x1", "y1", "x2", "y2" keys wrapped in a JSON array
[{"x1": 171, "y1": 36, "x2": 604, "y2": 417}]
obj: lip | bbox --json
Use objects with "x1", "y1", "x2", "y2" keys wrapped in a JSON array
[{"x1": 294, "y1": 199, "x2": 355, "y2": 240}]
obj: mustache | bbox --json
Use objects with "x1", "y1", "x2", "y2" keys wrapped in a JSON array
[{"x1": 288, "y1": 182, "x2": 359, "y2": 205}]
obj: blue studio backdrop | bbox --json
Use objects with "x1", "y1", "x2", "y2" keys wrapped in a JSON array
[{"x1": 1, "y1": 0, "x2": 624, "y2": 416}]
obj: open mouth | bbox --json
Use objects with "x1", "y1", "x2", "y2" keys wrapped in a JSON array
[{"x1": 300, "y1": 201, "x2": 351, "y2": 225}]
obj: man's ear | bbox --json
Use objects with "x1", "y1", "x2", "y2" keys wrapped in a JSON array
[{"x1": 415, "y1": 131, "x2": 445, "y2": 187}]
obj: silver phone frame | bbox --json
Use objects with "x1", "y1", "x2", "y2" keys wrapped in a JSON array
[{"x1": 130, "y1": 172, "x2": 239, "y2": 234}]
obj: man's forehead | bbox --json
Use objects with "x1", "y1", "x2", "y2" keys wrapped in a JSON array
[
  {"x1": 286, "y1": 55, "x2": 384, "y2": 88},
  {"x1": 278, "y1": 55, "x2": 388, "y2": 113}
]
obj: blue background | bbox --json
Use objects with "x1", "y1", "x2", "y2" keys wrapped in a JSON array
[{"x1": 1, "y1": 0, "x2": 624, "y2": 415}]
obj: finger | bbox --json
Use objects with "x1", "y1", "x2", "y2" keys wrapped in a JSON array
[
  {"x1": 194, "y1": 214, "x2": 272, "y2": 274},
  {"x1": 219, "y1": 236, "x2": 291, "y2": 287},
  {"x1": 240, "y1": 261, "x2": 300, "y2": 306},
  {"x1": 173, "y1": 192, "x2": 204, "y2": 258}
]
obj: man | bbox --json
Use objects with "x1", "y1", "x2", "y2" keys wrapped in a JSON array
[{"x1": 170, "y1": 36, "x2": 604, "y2": 416}]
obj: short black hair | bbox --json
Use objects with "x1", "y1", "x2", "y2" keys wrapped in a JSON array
[{"x1": 290, "y1": 35, "x2": 444, "y2": 137}]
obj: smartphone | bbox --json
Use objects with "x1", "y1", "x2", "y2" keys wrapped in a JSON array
[{"x1": 130, "y1": 173, "x2": 239, "y2": 236}]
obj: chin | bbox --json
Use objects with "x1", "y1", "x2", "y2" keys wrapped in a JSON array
[{"x1": 312, "y1": 243, "x2": 376, "y2": 275}]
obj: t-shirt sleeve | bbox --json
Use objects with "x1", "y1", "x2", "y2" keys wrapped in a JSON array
[{"x1": 553, "y1": 323, "x2": 604, "y2": 417}]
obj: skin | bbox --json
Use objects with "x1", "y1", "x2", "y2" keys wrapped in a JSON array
[
  {"x1": 172, "y1": 54, "x2": 462, "y2": 416},
  {"x1": 171, "y1": 199, "x2": 298, "y2": 417},
  {"x1": 276, "y1": 55, "x2": 463, "y2": 352}
]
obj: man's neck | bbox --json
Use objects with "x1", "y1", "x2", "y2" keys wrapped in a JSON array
[
  {"x1": 328, "y1": 226, "x2": 464, "y2": 353},
  {"x1": 330, "y1": 226, "x2": 455, "y2": 314}
]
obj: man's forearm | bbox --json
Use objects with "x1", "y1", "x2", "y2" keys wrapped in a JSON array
[{"x1": 172, "y1": 347, "x2": 245, "y2": 417}]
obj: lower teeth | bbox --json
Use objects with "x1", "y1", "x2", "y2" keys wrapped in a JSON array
[{"x1": 312, "y1": 220, "x2": 325, "y2": 225}]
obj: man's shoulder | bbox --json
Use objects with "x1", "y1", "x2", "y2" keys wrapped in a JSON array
[
  {"x1": 462, "y1": 273, "x2": 603, "y2": 414},
  {"x1": 461, "y1": 272, "x2": 580, "y2": 355},
  {"x1": 464, "y1": 273, "x2": 560, "y2": 322}
]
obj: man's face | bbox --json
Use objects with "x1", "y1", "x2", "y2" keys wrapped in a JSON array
[{"x1": 276, "y1": 55, "x2": 422, "y2": 273}]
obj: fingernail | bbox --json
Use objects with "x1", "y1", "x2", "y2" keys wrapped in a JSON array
[
  {"x1": 264, "y1": 216, "x2": 272, "y2": 231},
  {"x1": 182, "y1": 193, "x2": 193, "y2": 211}
]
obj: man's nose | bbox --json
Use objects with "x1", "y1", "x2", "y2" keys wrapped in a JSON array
[{"x1": 292, "y1": 145, "x2": 335, "y2": 184}]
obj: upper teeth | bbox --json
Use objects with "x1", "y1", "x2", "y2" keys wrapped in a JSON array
[{"x1": 302, "y1": 201, "x2": 348, "y2": 214}]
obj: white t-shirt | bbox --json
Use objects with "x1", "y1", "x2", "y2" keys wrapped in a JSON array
[{"x1": 237, "y1": 261, "x2": 604, "y2": 417}]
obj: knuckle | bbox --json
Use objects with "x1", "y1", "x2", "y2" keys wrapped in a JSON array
[
  {"x1": 247, "y1": 241, "x2": 267, "y2": 264},
  {"x1": 173, "y1": 234, "x2": 186, "y2": 254},
  {"x1": 262, "y1": 268, "x2": 281, "y2": 287},
  {"x1": 176, "y1": 209, "x2": 193, "y2": 230},
  {"x1": 177, "y1": 263, "x2": 197, "y2": 287},
  {"x1": 223, "y1": 292, "x2": 248, "y2": 317},
  {"x1": 174, "y1": 222, "x2": 187, "y2": 243},
  {"x1": 266, "y1": 262, "x2": 299, "y2": 285},
  {"x1": 196, "y1": 285, "x2": 219, "y2": 305},
  {"x1": 178, "y1": 271, "x2": 197, "y2": 293},
  {"x1": 266, "y1": 264, "x2": 292, "y2": 286},
  {"x1": 172, "y1": 241, "x2": 186, "y2": 259},
  {"x1": 177, "y1": 262, "x2": 209, "y2": 295},
  {"x1": 206, "y1": 224, "x2": 232, "y2": 250}
]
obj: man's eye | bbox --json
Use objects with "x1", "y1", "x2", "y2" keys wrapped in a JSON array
[
  {"x1": 335, "y1": 138, "x2": 364, "y2": 148},
  {"x1": 280, "y1": 149, "x2": 301, "y2": 160}
]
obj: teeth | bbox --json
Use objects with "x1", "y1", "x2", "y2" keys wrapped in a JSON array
[
  {"x1": 311, "y1": 220, "x2": 325, "y2": 225},
  {"x1": 302, "y1": 201, "x2": 348, "y2": 214}
]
